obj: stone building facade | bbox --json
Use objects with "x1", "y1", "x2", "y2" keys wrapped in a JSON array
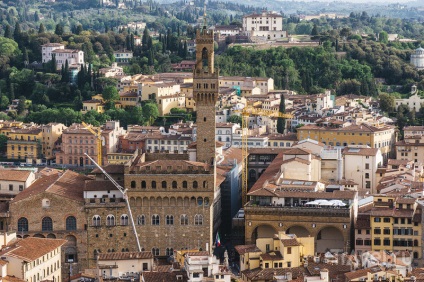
[
  {"x1": 9, "y1": 169, "x2": 90, "y2": 277},
  {"x1": 84, "y1": 26, "x2": 221, "y2": 268}
]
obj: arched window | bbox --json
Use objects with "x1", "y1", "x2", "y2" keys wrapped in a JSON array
[
  {"x1": 141, "y1": 181, "x2": 146, "y2": 188},
  {"x1": 131, "y1": 181, "x2": 136, "y2": 188},
  {"x1": 194, "y1": 214, "x2": 203, "y2": 225},
  {"x1": 106, "y1": 215, "x2": 115, "y2": 226},
  {"x1": 172, "y1": 181, "x2": 177, "y2": 189},
  {"x1": 152, "y1": 248, "x2": 159, "y2": 256},
  {"x1": 152, "y1": 215, "x2": 160, "y2": 225},
  {"x1": 193, "y1": 181, "x2": 198, "y2": 188},
  {"x1": 152, "y1": 181, "x2": 156, "y2": 189},
  {"x1": 166, "y1": 248, "x2": 174, "y2": 256},
  {"x1": 92, "y1": 215, "x2": 101, "y2": 226},
  {"x1": 42, "y1": 217, "x2": 53, "y2": 231},
  {"x1": 120, "y1": 214, "x2": 129, "y2": 226},
  {"x1": 166, "y1": 215, "x2": 174, "y2": 225},
  {"x1": 180, "y1": 214, "x2": 188, "y2": 225},
  {"x1": 137, "y1": 215, "x2": 145, "y2": 225},
  {"x1": 66, "y1": 216, "x2": 76, "y2": 231},
  {"x1": 182, "y1": 181, "x2": 187, "y2": 188},
  {"x1": 162, "y1": 181, "x2": 167, "y2": 189},
  {"x1": 18, "y1": 217, "x2": 28, "y2": 232}
]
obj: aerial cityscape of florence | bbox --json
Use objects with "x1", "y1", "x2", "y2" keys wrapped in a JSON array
[{"x1": 1, "y1": 0, "x2": 424, "y2": 281}]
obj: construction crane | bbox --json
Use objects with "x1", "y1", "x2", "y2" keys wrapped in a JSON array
[
  {"x1": 237, "y1": 106, "x2": 293, "y2": 206},
  {"x1": 85, "y1": 153, "x2": 142, "y2": 252},
  {"x1": 82, "y1": 122, "x2": 102, "y2": 165}
]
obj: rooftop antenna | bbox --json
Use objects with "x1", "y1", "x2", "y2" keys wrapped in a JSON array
[{"x1": 203, "y1": 0, "x2": 208, "y2": 28}]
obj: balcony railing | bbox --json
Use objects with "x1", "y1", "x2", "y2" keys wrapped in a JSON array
[{"x1": 245, "y1": 203, "x2": 351, "y2": 217}]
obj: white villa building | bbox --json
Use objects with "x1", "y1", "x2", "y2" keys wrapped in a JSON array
[
  {"x1": 242, "y1": 11, "x2": 287, "y2": 40},
  {"x1": 41, "y1": 43, "x2": 84, "y2": 70},
  {"x1": 395, "y1": 85, "x2": 424, "y2": 112}
]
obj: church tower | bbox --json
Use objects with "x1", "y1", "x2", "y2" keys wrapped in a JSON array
[{"x1": 193, "y1": 26, "x2": 218, "y2": 164}]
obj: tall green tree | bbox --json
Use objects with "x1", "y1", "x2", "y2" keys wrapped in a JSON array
[
  {"x1": 4, "y1": 25, "x2": 12, "y2": 38},
  {"x1": 276, "y1": 95, "x2": 286, "y2": 134},
  {"x1": 38, "y1": 23, "x2": 45, "y2": 34}
]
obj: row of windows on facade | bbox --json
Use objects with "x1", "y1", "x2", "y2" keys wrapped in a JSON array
[
  {"x1": 27, "y1": 261, "x2": 60, "y2": 282},
  {"x1": 10, "y1": 145, "x2": 35, "y2": 151},
  {"x1": 373, "y1": 217, "x2": 415, "y2": 224},
  {"x1": 146, "y1": 140, "x2": 189, "y2": 145},
  {"x1": 2, "y1": 184, "x2": 24, "y2": 191},
  {"x1": 67, "y1": 148, "x2": 95, "y2": 154},
  {"x1": 17, "y1": 216, "x2": 76, "y2": 232},
  {"x1": 130, "y1": 180, "x2": 208, "y2": 189},
  {"x1": 91, "y1": 214, "x2": 204, "y2": 226},
  {"x1": 67, "y1": 137, "x2": 95, "y2": 144},
  {"x1": 357, "y1": 238, "x2": 420, "y2": 247},
  {"x1": 94, "y1": 247, "x2": 174, "y2": 257},
  {"x1": 12, "y1": 136, "x2": 37, "y2": 141},
  {"x1": 372, "y1": 228, "x2": 417, "y2": 235}
]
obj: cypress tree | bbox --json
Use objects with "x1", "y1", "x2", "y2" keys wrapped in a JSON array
[
  {"x1": 38, "y1": 23, "x2": 45, "y2": 34},
  {"x1": 276, "y1": 95, "x2": 286, "y2": 134},
  {"x1": 64, "y1": 60, "x2": 69, "y2": 83},
  {"x1": 13, "y1": 22, "x2": 21, "y2": 42},
  {"x1": 4, "y1": 25, "x2": 12, "y2": 38}
]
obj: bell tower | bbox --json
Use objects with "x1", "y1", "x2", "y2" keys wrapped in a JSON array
[{"x1": 193, "y1": 26, "x2": 218, "y2": 164}]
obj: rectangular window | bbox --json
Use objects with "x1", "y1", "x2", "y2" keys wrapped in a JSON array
[
  {"x1": 287, "y1": 247, "x2": 291, "y2": 254},
  {"x1": 374, "y1": 229, "x2": 381, "y2": 234},
  {"x1": 365, "y1": 163, "x2": 370, "y2": 169},
  {"x1": 374, "y1": 239, "x2": 381, "y2": 245},
  {"x1": 383, "y1": 218, "x2": 390, "y2": 223},
  {"x1": 9, "y1": 184, "x2": 13, "y2": 191},
  {"x1": 383, "y1": 239, "x2": 391, "y2": 246},
  {"x1": 266, "y1": 244, "x2": 270, "y2": 252},
  {"x1": 383, "y1": 228, "x2": 390, "y2": 235},
  {"x1": 374, "y1": 217, "x2": 381, "y2": 222},
  {"x1": 19, "y1": 185, "x2": 23, "y2": 191}
]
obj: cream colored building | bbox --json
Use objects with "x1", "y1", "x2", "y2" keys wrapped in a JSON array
[
  {"x1": 158, "y1": 93, "x2": 186, "y2": 115},
  {"x1": 343, "y1": 146, "x2": 383, "y2": 193},
  {"x1": 242, "y1": 11, "x2": 286, "y2": 40},
  {"x1": 0, "y1": 169, "x2": 35, "y2": 196},
  {"x1": 297, "y1": 123, "x2": 396, "y2": 163},
  {"x1": 0, "y1": 235, "x2": 66, "y2": 282},
  {"x1": 138, "y1": 82, "x2": 180, "y2": 101},
  {"x1": 41, "y1": 123, "x2": 66, "y2": 160},
  {"x1": 218, "y1": 76, "x2": 274, "y2": 94},
  {"x1": 235, "y1": 231, "x2": 314, "y2": 272},
  {"x1": 396, "y1": 126, "x2": 424, "y2": 165},
  {"x1": 278, "y1": 148, "x2": 321, "y2": 181},
  {"x1": 97, "y1": 252, "x2": 153, "y2": 279}
]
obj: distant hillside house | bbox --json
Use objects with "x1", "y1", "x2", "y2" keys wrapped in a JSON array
[
  {"x1": 113, "y1": 50, "x2": 133, "y2": 64},
  {"x1": 243, "y1": 11, "x2": 287, "y2": 40},
  {"x1": 41, "y1": 43, "x2": 84, "y2": 70}
]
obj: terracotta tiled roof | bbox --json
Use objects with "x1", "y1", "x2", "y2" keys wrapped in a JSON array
[
  {"x1": 260, "y1": 251, "x2": 283, "y2": 261},
  {"x1": 91, "y1": 164, "x2": 125, "y2": 174},
  {"x1": 388, "y1": 159, "x2": 411, "y2": 166},
  {"x1": 355, "y1": 214, "x2": 371, "y2": 229},
  {"x1": 281, "y1": 238, "x2": 300, "y2": 246},
  {"x1": 307, "y1": 263, "x2": 351, "y2": 279},
  {"x1": 234, "y1": 244, "x2": 261, "y2": 255},
  {"x1": 84, "y1": 180, "x2": 121, "y2": 191},
  {"x1": 342, "y1": 147, "x2": 379, "y2": 156},
  {"x1": 142, "y1": 272, "x2": 188, "y2": 282},
  {"x1": 284, "y1": 148, "x2": 311, "y2": 155},
  {"x1": 98, "y1": 251, "x2": 153, "y2": 260},
  {"x1": 241, "y1": 267, "x2": 305, "y2": 281},
  {"x1": 12, "y1": 170, "x2": 90, "y2": 203},
  {"x1": 186, "y1": 251, "x2": 209, "y2": 256},
  {"x1": 2, "y1": 276, "x2": 25, "y2": 282},
  {"x1": 2, "y1": 238, "x2": 66, "y2": 262},
  {"x1": 250, "y1": 152, "x2": 285, "y2": 193},
  {"x1": 0, "y1": 170, "x2": 32, "y2": 182},
  {"x1": 280, "y1": 157, "x2": 310, "y2": 165},
  {"x1": 344, "y1": 267, "x2": 380, "y2": 280}
]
